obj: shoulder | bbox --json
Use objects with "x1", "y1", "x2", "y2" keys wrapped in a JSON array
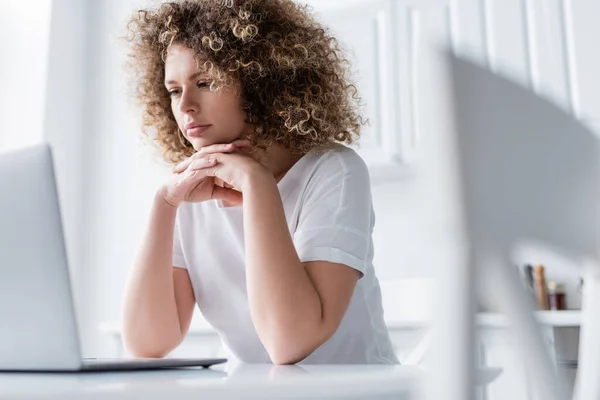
[
  {"x1": 296, "y1": 144, "x2": 372, "y2": 207},
  {"x1": 305, "y1": 144, "x2": 371, "y2": 186}
]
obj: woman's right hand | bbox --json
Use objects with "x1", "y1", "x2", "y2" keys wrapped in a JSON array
[{"x1": 159, "y1": 140, "x2": 251, "y2": 208}]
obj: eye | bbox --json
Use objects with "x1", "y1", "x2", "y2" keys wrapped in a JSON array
[
  {"x1": 168, "y1": 88, "x2": 181, "y2": 97},
  {"x1": 197, "y1": 81, "x2": 211, "y2": 89}
]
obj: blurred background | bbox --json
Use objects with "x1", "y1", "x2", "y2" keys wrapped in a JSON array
[{"x1": 1, "y1": 0, "x2": 600, "y2": 398}]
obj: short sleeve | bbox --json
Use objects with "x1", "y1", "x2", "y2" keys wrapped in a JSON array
[
  {"x1": 293, "y1": 150, "x2": 373, "y2": 278},
  {"x1": 172, "y1": 211, "x2": 187, "y2": 269}
]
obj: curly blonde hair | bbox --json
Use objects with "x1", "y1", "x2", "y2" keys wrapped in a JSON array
[{"x1": 125, "y1": 0, "x2": 365, "y2": 163}]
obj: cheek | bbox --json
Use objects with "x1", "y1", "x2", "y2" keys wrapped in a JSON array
[
  {"x1": 214, "y1": 101, "x2": 246, "y2": 129},
  {"x1": 227, "y1": 99, "x2": 248, "y2": 128},
  {"x1": 228, "y1": 110, "x2": 249, "y2": 135},
  {"x1": 171, "y1": 104, "x2": 183, "y2": 127}
]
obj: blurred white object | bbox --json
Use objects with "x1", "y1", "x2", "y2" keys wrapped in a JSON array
[
  {"x1": 402, "y1": 330, "x2": 433, "y2": 366},
  {"x1": 446, "y1": 50, "x2": 600, "y2": 400},
  {"x1": 378, "y1": 279, "x2": 433, "y2": 367},
  {"x1": 379, "y1": 279, "x2": 434, "y2": 325}
]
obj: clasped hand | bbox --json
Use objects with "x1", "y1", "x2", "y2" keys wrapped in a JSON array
[{"x1": 160, "y1": 140, "x2": 265, "y2": 207}]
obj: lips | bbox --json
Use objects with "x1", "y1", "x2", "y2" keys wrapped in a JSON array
[{"x1": 185, "y1": 123, "x2": 212, "y2": 137}]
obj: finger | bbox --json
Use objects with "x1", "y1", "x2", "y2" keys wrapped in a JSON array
[
  {"x1": 188, "y1": 156, "x2": 217, "y2": 171},
  {"x1": 172, "y1": 154, "x2": 200, "y2": 174},
  {"x1": 172, "y1": 147, "x2": 220, "y2": 173},
  {"x1": 199, "y1": 143, "x2": 236, "y2": 154},
  {"x1": 172, "y1": 160, "x2": 188, "y2": 174},
  {"x1": 173, "y1": 167, "x2": 199, "y2": 188},
  {"x1": 178, "y1": 164, "x2": 216, "y2": 187},
  {"x1": 231, "y1": 139, "x2": 253, "y2": 149}
]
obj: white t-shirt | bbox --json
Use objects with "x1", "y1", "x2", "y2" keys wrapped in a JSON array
[{"x1": 172, "y1": 144, "x2": 399, "y2": 364}]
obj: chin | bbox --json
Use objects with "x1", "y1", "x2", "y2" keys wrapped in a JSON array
[
  {"x1": 188, "y1": 137, "x2": 212, "y2": 150},
  {"x1": 188, "y1": 135, "x2": 240, "y2": 150}
]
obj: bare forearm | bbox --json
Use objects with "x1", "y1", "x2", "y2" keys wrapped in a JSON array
[
  {"x1": 122, "y1": 192, "x2": 181, "y2": 357},
  {"x1": 243, "y1": 174, "x2": 325, "y2": 363}
]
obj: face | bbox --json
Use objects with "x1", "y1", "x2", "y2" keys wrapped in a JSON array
[{"x1": 164, "y1": 44, "x2": 249, "y2": 150}]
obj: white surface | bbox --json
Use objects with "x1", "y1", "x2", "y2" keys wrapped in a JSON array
[
  {"x1": 478, "y1": 311, "x2": 582, "y2": 328},
  {"x1": 0, "y1": 0, "x2": 52, "y2": 151},
  {"x1": 0, "y1": 364, "x2": 416, "y2": 400},
  {"x1": 0, "y1": 363, "x2": 502, "y2": 400},
  {"x1": 42, "y1": 0, "x2": 88, "y2": 334}
]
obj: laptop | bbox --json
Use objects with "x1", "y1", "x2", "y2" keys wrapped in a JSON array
[{"x1": 0, "y1": 143, "x2": 226, "y2": 372}]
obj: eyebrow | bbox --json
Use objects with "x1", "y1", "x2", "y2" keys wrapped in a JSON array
[{"x1": 164, "y1": 71, "x2": 207, "y2": 86}]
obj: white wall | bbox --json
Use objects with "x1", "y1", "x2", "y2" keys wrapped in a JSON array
[
  {"x1": 43, "y1": 0, "x2": 89, "y2": 342},
  {"x1": 0, "y1": 0, "x2": 52, "y2": 150},
  {"x1": 30, "y1": 0, "x2": 600, "y2": 357},
  {"x1": 78, "y1": 0, "x2": 165, "y2": 356}
]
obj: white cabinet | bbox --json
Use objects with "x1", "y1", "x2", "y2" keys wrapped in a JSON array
[
  {"x1": 307, "y1": 0, "x2": 405, "y2": 181},
  {"x1": 478, "y1": 324, "x2": 580, "y2": 400},
  {"x1": 305, "y1": 0, "x2": 454, "y2": 181},
  {"x1": 305, "y1": 0, "x2": 593, "y2": 180}
]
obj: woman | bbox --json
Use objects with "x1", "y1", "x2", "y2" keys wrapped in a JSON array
[{"x1": 122, "y1": 0, "x2": 398, "y2": 365}]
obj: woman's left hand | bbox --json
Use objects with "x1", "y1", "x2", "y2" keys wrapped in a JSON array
[{"x1": 171, "y1": 140, "x2": 270, "y2": 194}]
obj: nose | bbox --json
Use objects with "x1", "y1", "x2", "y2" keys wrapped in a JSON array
[{"x1": 178, "y1": 89, "x2": 198, "y2": 114}]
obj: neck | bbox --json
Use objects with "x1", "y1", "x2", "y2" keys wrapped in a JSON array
[{"x1": 252, "y1": 144, "x2": 302, "y2": 183}]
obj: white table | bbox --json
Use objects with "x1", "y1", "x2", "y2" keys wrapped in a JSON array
[
  {"x1": 0, "y1": 363, "x2": 502, "y2": 400},
  {"x1": 0, "y1": 363, "x2": 415, "y2": 399}
]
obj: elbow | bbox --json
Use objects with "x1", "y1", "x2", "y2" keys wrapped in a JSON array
[
  {"x1": 268, "y1": 345, "x2": 311, "y2": 365},
  {"x1": 127, "y1": 346, "x2": 169, "y2": 359},
  {"x1": 263, "y1": 328, "x2": 330, "y2": 365},
  {"x1": 122, "y1": 338, "x2": 172, "y2": 359},
  {"x1": 121, "y1": 314, "x2": 184, "y2": 359},
  {"x1": 121, "y1": 328, "x2": 179, "y2": 359}
]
